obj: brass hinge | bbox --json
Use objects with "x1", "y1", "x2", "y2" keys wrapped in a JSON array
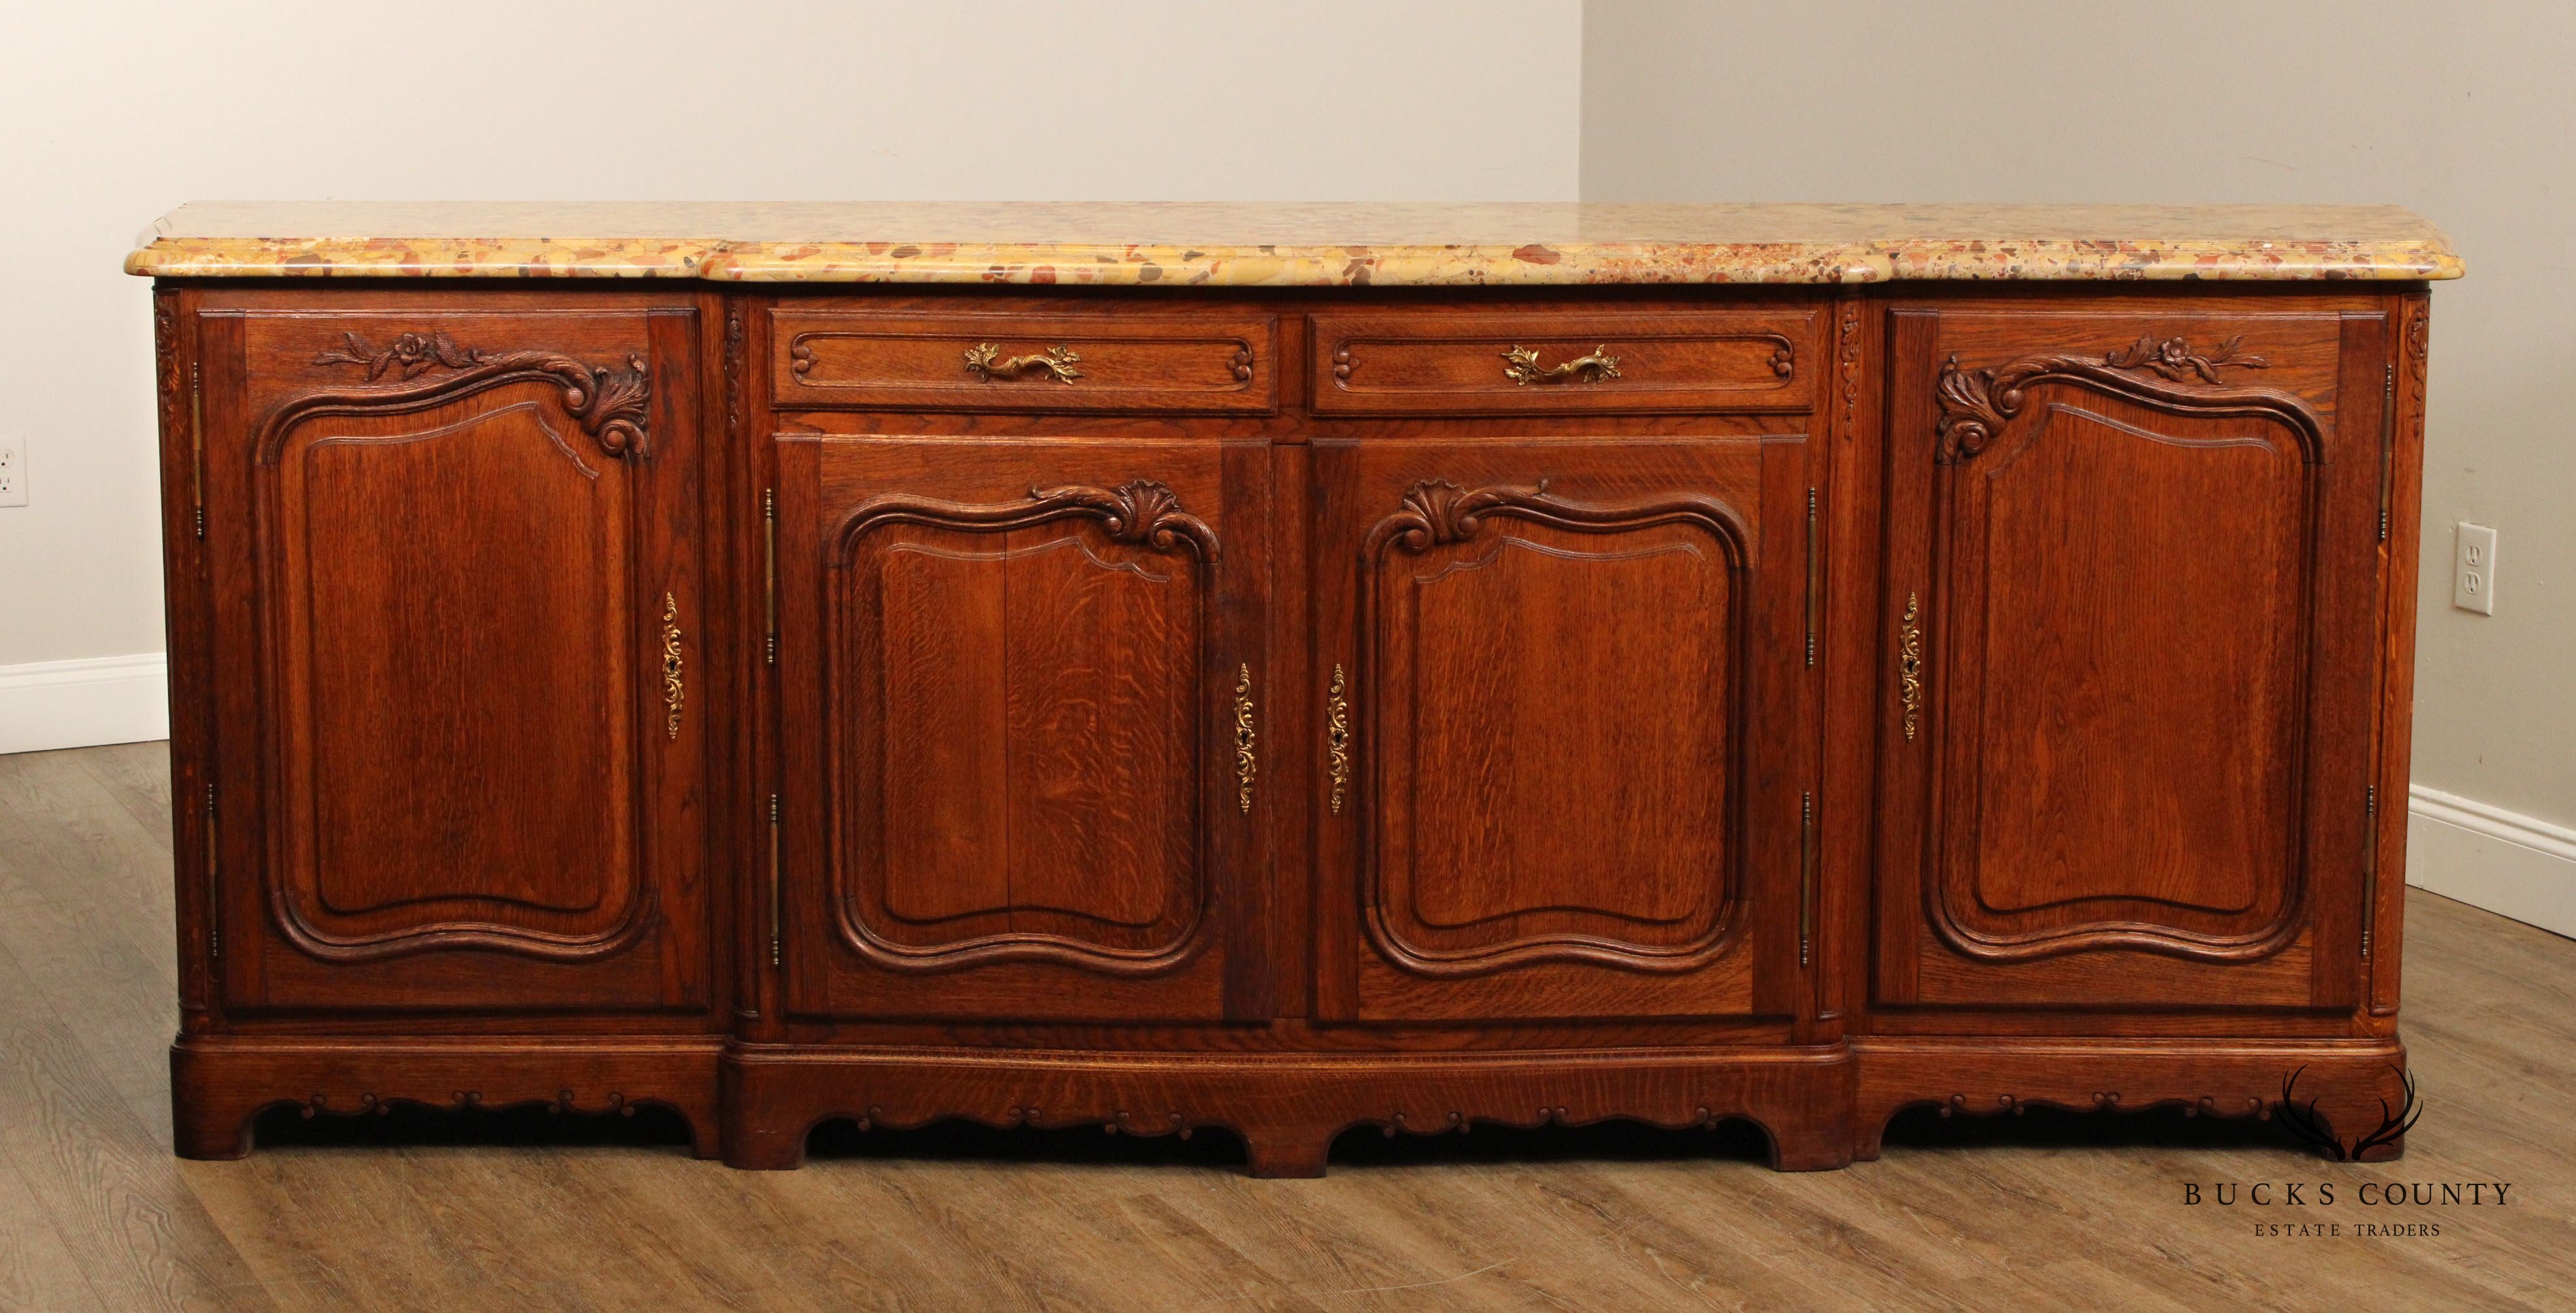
[
  {"x1": 2378, "y1": 363, "x2": 2396, "y2": 542},
  {"x1": 762, "y1": 489, "x2": 778, "y2": 666},
  {"x1": 1805, "y1": 488, "x2": 1820, "y2": 668},
  {"x1": 189, "y1": 361, "x2": 206, "y2": 538},
  {"x1": 2361, "y1": 784, "x2": 2380, "y2": 960},
  {"x1": 768, "y1": 792, "x2": 783, "y2": 968},
  {"x1": 1799, "y1": 790, "x2": 1816, "y2": 969},
  {"x1": 204, "y1": 782, "x2": 220, "y2": 958}
]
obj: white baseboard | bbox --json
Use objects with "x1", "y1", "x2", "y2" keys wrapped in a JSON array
[
  {"x1": 0, "y1": 653, "x2": 170, "y2": 756},
  {"x1": 2408, "y1": 785, "x2": 2576, "y2": 938}
]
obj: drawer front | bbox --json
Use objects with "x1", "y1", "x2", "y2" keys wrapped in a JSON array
[
  {"x1": 771, "y1": 309, "x2": 1276, "y2": 414},
  {"x1": 1311, "y1": 309, "x2": 1818, "y2": 416}
]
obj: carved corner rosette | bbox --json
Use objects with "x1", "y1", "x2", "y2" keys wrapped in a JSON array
[
  {"x1": 285, "y1": 331, "x2": 653, "y2": 461},
  {"x1": 1934, "y1": 333, "x2": 2278, "y2": 465}
]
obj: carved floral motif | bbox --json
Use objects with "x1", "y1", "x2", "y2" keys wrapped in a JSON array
[
  {"x1": 272, "y1": 338, "x2": 654, "y2": 461},
  {"x1": 1935, "y1": 333, "x2": 2275, "y2": 465},
  {"x1": 314, "y1": 330, "x2": 488, "y2": 379}
]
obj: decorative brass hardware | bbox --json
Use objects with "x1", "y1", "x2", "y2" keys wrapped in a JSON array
[
  {"x1": 1898, "y1": 592, "x2": 1923, "y2": 741},
  {"x1": 204, "y1": 782, "x2": 219, "y2": 959},
  {"x1": 1234, "y1": 664, "x2": 1257, "y2": 812},
  {"x1": 964, "y1": 343, "x2": 1082, "y2": 384},
  {"x1": 1501, "y1": 344, "x2": 1620, "y2": 386},
  {"x1": 762, "y1": 489, "x2": 777, "y2": 666},
  {"x1": 660, "y1": 592, "x2": 685, "y2": 739},
  {"x1": 1799, "y1": 790, "x2": 1816, "y2": 969},
  {"x1": 768, "y1": 793, "x2": 783, "y2": 968},
  {"x1": 189, "y1": 361, "x2": 205, "y2": 538},
  {"x1": 1805, "y1": 487, "x2": 1820, "y2": 668},
  {"x1": 1326, "y1": 664, "x2": 1351, "y2": 815}
]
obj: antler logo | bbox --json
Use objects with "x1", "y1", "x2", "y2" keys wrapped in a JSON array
[{"x1": 2275, "y1": 1066, "x2": 2421, "y2": 1161}]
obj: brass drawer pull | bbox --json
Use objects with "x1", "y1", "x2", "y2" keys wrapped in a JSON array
[
  {"x1": 1502, "y1": 344, "x2": 1620, "y2": 386},
  {"x1": 1326, "y1": 664, "x2": 1351, "y2": 815},
  {"x1": 1234, "y1": 664, "x2": 1257, "y2": 812},
  {"x1": 964, "y1": 343, "x2": 1082, "y2": 383},
  {"x1": 1898, "y1": 592, "x2": 1924, "y2": 741},
  {"x1": 660, "y1": 591, "x2": 685, "y2": 739}
]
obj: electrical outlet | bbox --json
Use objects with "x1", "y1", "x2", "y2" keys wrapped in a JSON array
[
  {"x1": 2454, "y1": 521, "x2": 2497, "y2": 615},
  {"x1": 0, "y1": 435, "x2": 24, "y2": 508}
]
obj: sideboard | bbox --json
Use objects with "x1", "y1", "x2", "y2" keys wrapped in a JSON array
[{"x1": 129, "y1": 202, "x2": 2457, "y2": 1174}]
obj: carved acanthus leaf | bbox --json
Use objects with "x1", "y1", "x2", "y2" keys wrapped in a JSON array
[
  {"x1": 1934, "y1": 333, "x2": 2278, "y2": 465},
  {"x1": 290, "y1": 333, "x2": 653, "y2": 459},
  {"x1": 570, "y1": 355, "x2": 653, "y2": 457}
]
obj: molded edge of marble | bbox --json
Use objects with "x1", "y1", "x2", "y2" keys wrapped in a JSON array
[
  {"x1": 125, "y1": 232, "x2": 2464, "y2": 285},
  {"x1": 123, "y1": 237, "x2": 725, "y2": 279}
]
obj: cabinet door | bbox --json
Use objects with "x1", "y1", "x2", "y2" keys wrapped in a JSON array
[
  {"x1": 1874, "y1": 303, "x2": 2392, "y2": 1013},
  {"x1": 202, "y1": 302, "x2": 711, "y2": 1013},
  {"x1": 1313, "y1": 435, "x2": 1817, "y2": 1023},
  {"x1": 773, "y1": 436, "x2": 1268, "y2": 1021}
]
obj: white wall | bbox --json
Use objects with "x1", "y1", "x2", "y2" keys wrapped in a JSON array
[
  {"x1": 1582, "y1": 0, "x2": 2576, "y2": 933},
  {"x1": 0, "y1": 0, "x2": 1583, "y2": 748}
]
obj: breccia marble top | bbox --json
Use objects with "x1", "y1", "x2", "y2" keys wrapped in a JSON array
[{"x1": 125, "y1": 202, "x2": 2461, "y2": 285}]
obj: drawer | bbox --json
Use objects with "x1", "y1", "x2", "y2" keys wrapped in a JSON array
[
  {"x1": 1310, "y1": 309, "x2": 1816, "y2": 416},
  {"x1": 771, "y1": 309, "x2": 1276, "y2": 414}
]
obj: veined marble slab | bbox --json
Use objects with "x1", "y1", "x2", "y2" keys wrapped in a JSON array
[{"x1": 125, "y1": 202, "x2": 2462, "y2": 284}]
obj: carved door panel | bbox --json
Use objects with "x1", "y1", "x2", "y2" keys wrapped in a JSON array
[
  {"x1": 1313, "y1": 436, "x2": 1818, "y2": 1023},
  {"x1": 1874, "y1": 303, "x2": 2394, "y2": 1013},
  {"x1": 773, "y1": 437, "x2": 1267, "y2": 1021},
  {"x1": 201, "y1": 303, "x2": 712, "y2": 1013}
]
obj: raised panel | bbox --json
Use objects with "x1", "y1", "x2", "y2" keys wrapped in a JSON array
[
  {"x1": 203, "y1": 303, "x2": 711, "y2": 1017},
  {"x1": 1940, "y1": 395, "x2": 2312, "y2": 948},
  {"x1": 832, "y1": 492, "x2": 1211, "y2": 966},
  {"x1": 281, "y1": 398, "x2": 639, "y2": 940},
  {"x1": 1874, "y1": 305, "x2": 2383, "y2": 1015},
  {"x1": 1314, "y1": 434, "x2": 1814, "y2": 1027},
  {"x1": 777, "y1": 442, "x2": 1258, "y2": 1025},
  {"x1": 1364, "y1": 482, "x2": 1746, "y2": 974}
]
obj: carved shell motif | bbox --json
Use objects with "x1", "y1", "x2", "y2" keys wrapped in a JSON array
[
  {"x1": 1029, "y1": 478, "x2": 1211, "y2": 555},
  {"x1": 1378, "y1": 478, "x2": 1553, "y2": 553}
]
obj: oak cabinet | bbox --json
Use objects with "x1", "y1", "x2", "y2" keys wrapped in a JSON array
[
  {"x1": 1311, "y1": 433, "x2": 1815, "y2": 1023},
  {"x1": 771, "y1": 434, "x2": 1270, "y2": 1022},
  {"x1": 144, "y1": 213, "x2": 2440, "y2": 1175},
  {"x1": 1872, "y1": 304, "x2": 2393, "y2": 1013},
  {"x1": 194, "y1": 300, "x2": 714, "y2": 1015}
]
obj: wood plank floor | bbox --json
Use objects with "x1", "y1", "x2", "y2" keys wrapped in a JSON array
[{"x1": 1, "y1": 741, "x2": 2568, "y2": 1311}]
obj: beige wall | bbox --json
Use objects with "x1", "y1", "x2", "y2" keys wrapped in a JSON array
[
  {"x1": 0, "y1": 0, "x2": 1583, "y2": 672},
  {"x1": 1582, "y1": 0, "x2": 2576, "y2": 830},
  {"x1": 8, "y1": 0, "x2": 2565, "y2": 843}
]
